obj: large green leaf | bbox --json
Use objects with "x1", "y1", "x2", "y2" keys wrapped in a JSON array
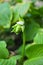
[
  {"x1": 0, "y1": 2, "x2": 12, "y2": 28},
  {"x1": 34, "y1": 29, "x2": 43, "y2": 44},
  {"x1": 0, "y1": 55, "x2": 22, "y2": 65},
  {"x1": 13, "y1": 2, "x2": 31, "y2": 22},
  {"x1": 0, "y1": 57, "x2": 16, "y2": 65},
  {"x1": 25, "y1": 44, "x2": 43, "y2": 59},
  {"x1": 24, "y1": 57, "x2": 43, "y2": 65},
  {"x1": 25, "y1": 21, "x2": 40, "y2": 41},
  {"x1": 0, "y1": 41, "x2": 9, "y2": 59}
]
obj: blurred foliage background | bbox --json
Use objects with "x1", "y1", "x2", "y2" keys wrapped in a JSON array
[{"x1": 0, "y1": 0, "x2": 43, "y2": 51}]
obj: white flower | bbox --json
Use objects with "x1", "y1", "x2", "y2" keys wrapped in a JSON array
[{"x1": 17, "y1": 21, "x2": 24, "y2": 25}]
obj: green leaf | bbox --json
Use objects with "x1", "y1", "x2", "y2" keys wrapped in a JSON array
[
  {"x1": 38, "y1": 7, "x2": 43, "y2": 17},
  {"x1": 0, "y1": 57, "x2": 16, "y2": 65},
  {"x1": 0, "y1": 55, "x2": 22, "y2": 65},
  {"x1": 15, "y1": 0, "x2": 22, "y2": 2},
  {"x1": 25, "y1": 21, "x2": 40, "y2": 41},
  {"x1": 25, "y1": 44, "x2": 43, "y2": 59},
  {"x1": 34, "y1": 29, "x2": 43, "y2": 44},
  {"x1": 13, "y1": 2, "x2": 31, "y2": 22},
  {"x1": 0, "y1": 2, "x2": 12, "y2": 28},
  {"x1": 16, "y1": 45, "x2": 23, "y2": 55},
  {"x1": 0, "y1": 41, "x2": 9, "y2": 59},
  {"x1": 24, "y1": 57, "x2": 43, "y2": 65},
  {"x1": 0, "y1": 41, "x2": 7, "y2": 47}
]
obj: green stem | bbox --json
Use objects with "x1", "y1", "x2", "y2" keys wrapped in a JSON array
[
  {"x1": 18, "y1": 30, "x2": 25, "y2": 65},
  {"x1": 22, "y1": 27, "x2": 25, "y2": 60}
]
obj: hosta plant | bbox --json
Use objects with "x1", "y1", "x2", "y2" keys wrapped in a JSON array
[{"x1": 0, "y1": 0, "x2": 43, "y2": 65}]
